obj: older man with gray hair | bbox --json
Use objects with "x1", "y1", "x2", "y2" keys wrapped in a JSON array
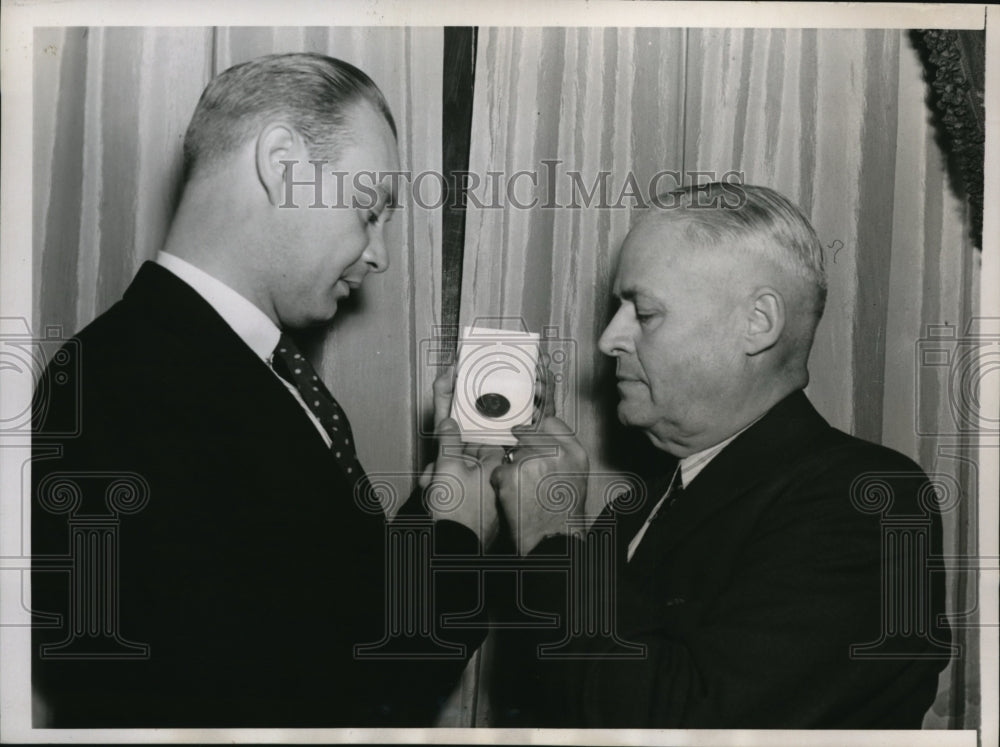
[{"x1": 484, "y1": 183, "x2": 951, "y2": 727}]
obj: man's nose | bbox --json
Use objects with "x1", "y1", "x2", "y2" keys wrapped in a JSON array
[
  {"x1": 363, "y1": 225, "x2": 390, "y2": 274},
  {"x1": 598, "y1": 307, "x2": 629, "y2": 357}
]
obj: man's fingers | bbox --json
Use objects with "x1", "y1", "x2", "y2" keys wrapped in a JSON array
[
  {"x1": 432, "y1": 365, "x2": 457, "y2": 425},
  {"x1": 433, "y1": 365, "x2": 456, "y2": 396},
  {"x1": 510, "y1": 417, "x2": 589, "y2": 468},
  {"x1": 490, "y1": 463, "x2": 509, "y2": 493},
  {"x1": 512, "y1": 416, "x2": 574, "y2": 441},
  {"x1": 417, "y1": 462, "x2": 434, "y2": 489},
  {"x1": 436, "y1": 417, "x2": 462, "y2": 444},
  {"x1": 533, "y1": 364, "x2": 557, "y2": 419},
  {"x1": 437, "y1": 422, "x2": 511, "y2": 469},
  {"x1": 475, "y1": 443, "x2": 507, "y2": 463}
]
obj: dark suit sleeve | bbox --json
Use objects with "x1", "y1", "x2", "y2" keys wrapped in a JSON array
[
  {"x1": 30, "y1": 328, "x2": 488, "y2": 728},
  {"x1": 362, "y1": 489, "x2": 487, "y2": 725},
  {"x1": 493, "y1": 447, "x2": 948, "y2": 728},
  {"x1": 31, "y1": 269, "x2": 493, "y2": 728}
]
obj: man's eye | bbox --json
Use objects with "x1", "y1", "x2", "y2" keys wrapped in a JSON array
[
  {"x1": 635, "y1": 311, "x2": 656, "y2": 324},
  {"x1": 367, "y1": 211, "x2": 381, "y2": 226}
]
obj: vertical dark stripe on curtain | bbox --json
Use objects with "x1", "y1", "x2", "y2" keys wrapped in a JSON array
[
  {"x1": 435, "y1": 29, "x2": 480, "y2": 722},
  {"x1": 210, "y1": 26, "x2": 219, "y2": 77},
  {"x1": 39, "y1": 28, "x2": 88, "y2": 337},
  {"x1": 797, "y1": 29, "x2": 819, "y2": 217},
  {"x1": 730, "y1": 32, "x2": 754, "y2": 175},
  {"x1": 918, "y1": 143, "x2": 945, "y2": 473},
  {"x1": 441, "y1": 27, "x2": 478, "y2": 351},
  {"x1": 96, "y1": 29, "x2": 143, "y2": 315},
  {"x1": 852, "y1": 31, "x2": 900, "y2": 444},
  {"x1": 680, "y1": 28, "x2": 689, "y2": 179}
]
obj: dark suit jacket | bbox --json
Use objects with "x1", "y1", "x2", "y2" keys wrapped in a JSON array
[
  {"x1": 488, "y1": 391, "x2": 952, "y2": 728},
  {"x1": 32, "y1": 262, "x2": 483, "y2": 728}
]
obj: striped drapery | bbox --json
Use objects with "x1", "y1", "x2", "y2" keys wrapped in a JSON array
[
  {"x1": 455, "y1": 26, "x2": 979, "y2": 729},
  {"x1": 33, "y1": 26, "x2": 444, "y2": 498},
  {"x1": 32, "y1": 24, "x2": 979, "y2": 731}
]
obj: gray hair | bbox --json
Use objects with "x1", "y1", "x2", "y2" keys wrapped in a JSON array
[
  {"x1": 182, "y1": 52, "x2": 396, "y2": 181},
  {"x1": 656, "y1": 183, "x2": 827, "y2": 320}
]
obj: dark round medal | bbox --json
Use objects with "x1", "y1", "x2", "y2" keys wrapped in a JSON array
[{"x1": 475, "y1": 392, "x2": 511, "y2": 418}]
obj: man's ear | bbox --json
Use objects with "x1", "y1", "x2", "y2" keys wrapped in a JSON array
[
  {"x1": 255, "y1": 122, "x2": 306, "y2": 207},
  {"x1": 744, "y1": 286, "x2": 785, "y2": 355}
]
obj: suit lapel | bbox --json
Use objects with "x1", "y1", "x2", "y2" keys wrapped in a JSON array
[
  {"x1": 606, "y1": 465, "x2": 676, "y2": 566},
  {"x1": 120, "y1": 262, "x2": 353, "y2": 488},
  {"x1": 647, "y1": 391, "x2": 832, "y2": 554}
]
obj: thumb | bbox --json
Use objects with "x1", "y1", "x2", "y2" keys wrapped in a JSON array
[
  {"x1": 512, "y1": 416, "x2": 573, "y2": 444},
  {"x1": 436, "y1": 417, "x2": 463, "y2": 446},
  {"x1": 433, "y1": 364, "x2": 457, "y2": 395},
  {"x1": 417, "y1": 461, "x2": 435, "y2": 489},
  {"x1": 433, "y1": 365, "x2": 457, "y2": 424}
]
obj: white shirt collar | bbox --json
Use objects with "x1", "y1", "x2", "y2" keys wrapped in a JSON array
[
  {"x1": 678, "y1": 414, "x2": 763, "y2": 488},
  {"x1": 155, "y1": 251, "x2": 280, "y2": 361},
  {"x1": 628, "y1": 414, "x2": 767, "y2": 563}
]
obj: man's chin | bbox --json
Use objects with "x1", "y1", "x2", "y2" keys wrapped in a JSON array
[
  {"x1": 282, "y1": 306, "x2": 339, "y2": 331},
  {"x1": 616, "y1": 409, "x2": 675, "y2": 453},
  {"x1": 314, "y1": 296, "x2": 344, "y2": 323},
  {"x1": 616, "y1": 402, "x2": 648, "y2": 429}
]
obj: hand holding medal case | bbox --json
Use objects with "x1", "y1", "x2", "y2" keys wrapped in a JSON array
[{"x1": 450, "y1": 325, "x2": 540, "y2": 445}]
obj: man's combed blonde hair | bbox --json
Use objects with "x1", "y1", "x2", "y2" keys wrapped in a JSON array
[{"x1": 182, "y1": 53, "x2": 396, "y2": 182}]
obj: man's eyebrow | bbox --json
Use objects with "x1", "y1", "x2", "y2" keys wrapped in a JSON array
[{"x1": 616, "y1": 287, "x2": 663, "y2": 308}]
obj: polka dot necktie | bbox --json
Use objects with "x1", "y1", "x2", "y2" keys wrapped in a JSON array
[{"x1": 271, "y1": 333, "x2": 365, "y2": 483}]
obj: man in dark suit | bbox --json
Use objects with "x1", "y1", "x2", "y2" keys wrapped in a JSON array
[
  {"x1": 486, "y1": 183, "x2": 952, "y2": 727},
  {"x1": 31, "y1": 53, "x2": 490, "y2": 728}
]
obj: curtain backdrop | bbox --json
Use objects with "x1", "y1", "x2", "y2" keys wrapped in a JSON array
[
  {"x1": 33, "y1": 26, "x2": 444, "y2": 509},
  {"x1": 33, "y1": 24, "x2": 980, "y2": 732},
  {"x1": 456, "y1": 26, "x2": 980, "y2": 729}
]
